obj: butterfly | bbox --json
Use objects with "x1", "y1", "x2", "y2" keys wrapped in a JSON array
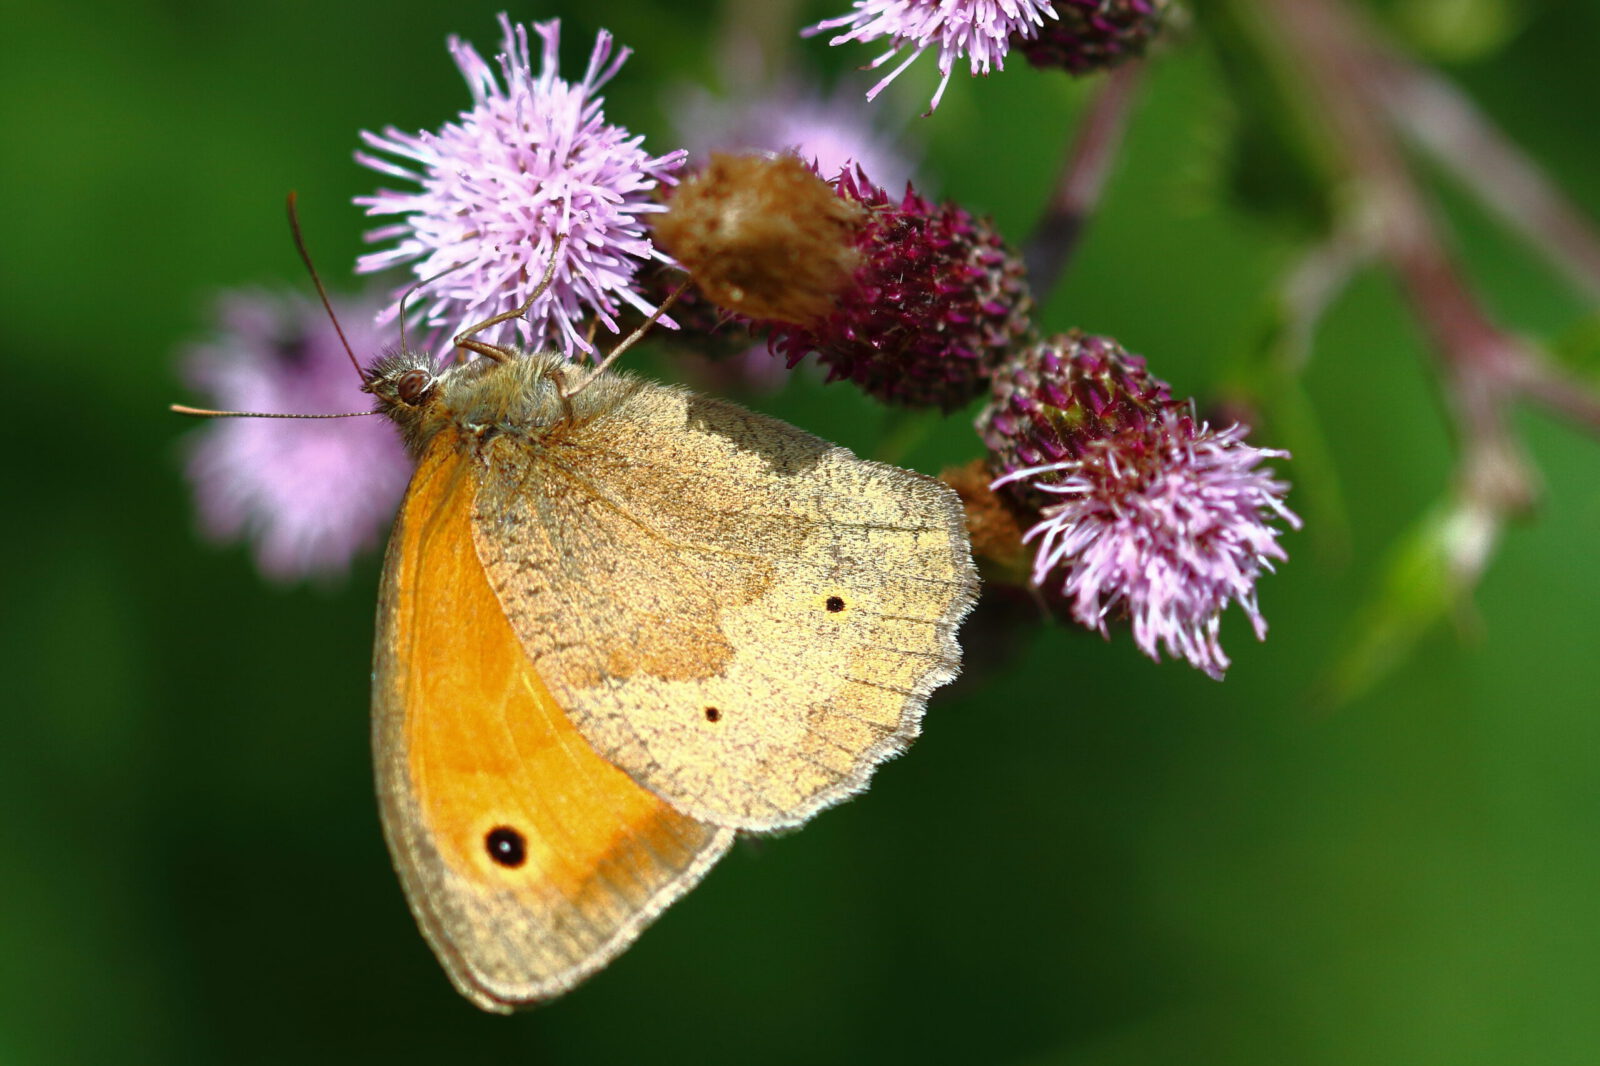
[{"x1": 180, "y1": 214, "x2": 978, "y2": 1011}]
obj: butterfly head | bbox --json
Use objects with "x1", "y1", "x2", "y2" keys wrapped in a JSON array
[{"x1": 363, "y1": 348, "x2": 455, "y2": 454}]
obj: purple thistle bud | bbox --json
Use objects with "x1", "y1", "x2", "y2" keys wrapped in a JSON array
[
  {"x1": 1012, "y1": 0, "x2": 1167, "y2": 75},
  {"x1": 807, "y1": 0, "x2": 1060, "y2": 112},
  {"x1": 771, "y1": 166, "x2": 1034, "y2": 410},
  {"x1": 980, "y1": 332, "x2": 1301, "y2": 679},
  {"x1": 179, "y1": 290, "x2": 412, "y2": 583},
  {"x1": 355, "y1": 16, "x2": 684, "y2": 360}
]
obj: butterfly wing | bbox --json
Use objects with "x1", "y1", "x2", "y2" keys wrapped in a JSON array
[
  {"x1": 472, "y1": 378, "x2": 979, "y2": 832},
  {"x1": 372, "y1": 437, "x2": 734, "y2": 1012}
]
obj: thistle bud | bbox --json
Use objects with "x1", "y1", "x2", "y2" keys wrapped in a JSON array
[
  {"x1": 656, "y1": 156, "x2": 1034, "y2": 410},
  {"x1": 1013, "y1": 0, "x2": 1167, "y2": 75},
  {"x1": 774, "y1": 167, "x2": 1034, "y2": 410}
]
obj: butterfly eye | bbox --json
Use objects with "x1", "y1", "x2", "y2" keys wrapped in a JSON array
[{"x1": 396, "y1": 368, "x2": 434, "y2": 406}]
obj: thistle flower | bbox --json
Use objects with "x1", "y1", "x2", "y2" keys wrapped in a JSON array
[
  {"x1": 356, "y1": 16, "x2": 684, "y2": 360},
  {"x1": 807, "y1": 0, "x2": 1058, "y2": 112},
  {"x1": 1013, "y1": 0, "x2": 1166, "y2": 75},
  {"x1": 641, "y1": 151, "x2": 860, "y2": 377},
  {"x1": 980, "y1": 332, "x2": 1300, "y2": 679},
  {"x1": 771, "y1": 166, "x2": 1034, "y2": 410},
  {"x1": 179, "y1": 290, "x2": 411, "y2": 583},
  {"x1": 673, "y1": 78, "x2": 916, "y2": 190}
]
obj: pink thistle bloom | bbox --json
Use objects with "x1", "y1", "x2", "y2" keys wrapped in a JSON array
[
  {"x1": 982, "y1": 333, "x2": 1300, "y2": 679},
  {"x1": 807, "y1": 0, "x2": 1058, "y2": 112},
  {"x1": 356, "y1": 16, "x2": 685, "y2": 359},
  {"x1": 674, "y1": 78, "x2": 917, "y2": 190},
  {"x1": 179, "y1": 290, "x2": 412, "y2": 583}
]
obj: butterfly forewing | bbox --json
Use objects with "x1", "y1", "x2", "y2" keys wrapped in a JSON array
[{"x1": 372, "y1": 439, "x2": 734, "y2": 1011}]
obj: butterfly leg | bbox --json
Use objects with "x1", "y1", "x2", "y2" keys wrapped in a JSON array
[
  {"x1": 551, "y1": 371, "x2": 577, "y2": 427},
  {"x1": 569, "y1": 276, "x2": 693, "y2": 395}
]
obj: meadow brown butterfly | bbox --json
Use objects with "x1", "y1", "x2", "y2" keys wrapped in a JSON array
[{"x1": 184, "y1": 220, "x2": 978, "y2": 1012}]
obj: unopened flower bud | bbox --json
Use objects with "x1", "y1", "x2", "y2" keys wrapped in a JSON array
[{"x1": 774, "y1": 167, "x2": 1034, "y2": 410}]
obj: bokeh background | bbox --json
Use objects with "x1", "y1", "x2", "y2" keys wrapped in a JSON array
[{"x1": 5, "y1": 0, "x2": 1598, "y2": 1063}]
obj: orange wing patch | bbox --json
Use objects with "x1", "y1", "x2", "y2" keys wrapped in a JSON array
[{"x1": 372, "y1": 439, "x2": 733, "y2": 1012}]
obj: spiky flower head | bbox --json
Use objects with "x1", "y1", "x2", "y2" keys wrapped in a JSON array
[
  {"x1": 647, "y1": 80, "x2": 919, "y2": 376},
  {"x1": 771, "y1": 166, "x2": 1034, "y2": 410},
  {"x1": 807, "y1": 0, "x2": 1059, "y2": 112},
  {"x1": 355, "y1": 16, "x2": 684, "y2": 360},
  {"x1": 654, "y1": 156, "x2": 1031, "y2": 409},
  {"x1": 1013, "y1": 0, "x2": 1166, "y2": 75},
  {"x1": 980, "y1": 332, "x2": 1300, "y2": 678},
  {"x1": 179, "y1": 290, "x2": 411, "y2": 583}
]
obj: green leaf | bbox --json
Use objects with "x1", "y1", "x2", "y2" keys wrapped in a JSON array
[
  {"x1": 1189, "y1": 0, "x2": 1341, "y2": 236},
  {"x1": 1548, "y1": 311, "x2": 1600, "y2": 380},
  {"x1": 1391, "y1": 0, "x2": 1528, "y2": 63}
]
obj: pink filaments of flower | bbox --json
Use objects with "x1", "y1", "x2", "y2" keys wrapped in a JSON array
[
  {"x1": 673, "y1": 77, "x2": 917, "y2": 191},
  {"x1": 807, "y1": 0, "x2": 1058, "y2": 112},
  {"x1": 355, "y1": 16, "x2": 685, "y2": 359}
]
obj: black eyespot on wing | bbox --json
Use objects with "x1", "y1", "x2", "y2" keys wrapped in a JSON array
[
  {"x1": 485, "y1": 826, "x2": 527, "y2": 868},
  {"x1": 704, "y1": 707, "x2": 722, "y2": 723},
  {"x1": 825, "y1": 595, "x2": 846, "y2": 613}
]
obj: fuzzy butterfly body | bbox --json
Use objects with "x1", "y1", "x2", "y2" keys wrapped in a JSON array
[{"x1": 366, "y1": 347, "x2": 977, "y2": 1011}]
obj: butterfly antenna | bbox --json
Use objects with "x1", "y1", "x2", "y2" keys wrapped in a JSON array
[
  {"x1": 569, "y1": 277, "x2": 690, "y2": 396},
  {"x1": 398, "y1": 261, "x2": 472, "y2": 355},
  {"x1": 170, "y1": 404, "x2": 375, "y2": 419},
  {"x1": 286, "y1": 191, "x2": 365, "y2": 382}
]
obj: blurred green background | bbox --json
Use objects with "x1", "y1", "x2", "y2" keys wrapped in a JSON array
[{"x1": 4, "y1": 0, "x2": 1598, "y2": 1063}]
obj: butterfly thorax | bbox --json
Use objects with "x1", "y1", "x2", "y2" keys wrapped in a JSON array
[{"x1": 364, "y1": 349, "x2": 645, "y2": 459}]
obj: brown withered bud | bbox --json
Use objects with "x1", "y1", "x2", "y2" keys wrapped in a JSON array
[
  {"x1": 939, "y1": 459, "x2": 1032, "y2": 585},
  {"x1": 653, "y1": 152, "x2": 866, "y2": 324}
]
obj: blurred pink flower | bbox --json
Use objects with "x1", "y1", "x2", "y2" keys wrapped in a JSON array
[
  {"x1": 674, "y1": 78, "x2": 916, "y2": 190},
  {"x1": 356, "y1": 16, "x2": 684, "y2": 359},
  {"x1": 807, "y1": 0, "x2": 1058, "y2": 111},
  {"x1": 179, "y1": 290, "x2": 411, "y2": 583}
]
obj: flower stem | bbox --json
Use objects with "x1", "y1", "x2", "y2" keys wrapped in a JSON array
[
  {"x1": 1260, "y1": 0, "x2": 1600, "y2": 526},
  {"x1": 1368, "y1": 51, "x2": 1600, "y2": 303},
  {"x1": 1023, "y1": 60, "x2": 1145, "y2": 297}
]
